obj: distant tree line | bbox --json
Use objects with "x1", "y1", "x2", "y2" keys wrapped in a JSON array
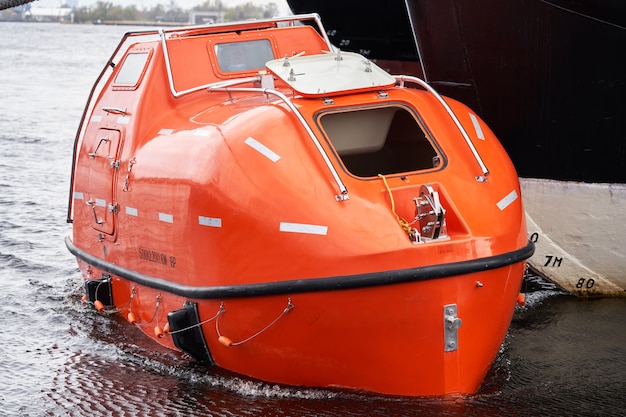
[{"x1": 71, "y1": 1, "x2": 282, "y2": 24}]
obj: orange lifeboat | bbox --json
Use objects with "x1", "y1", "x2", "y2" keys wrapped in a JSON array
[{"x1": 66, "y1": 14, "x2": 533, "y2": 397}]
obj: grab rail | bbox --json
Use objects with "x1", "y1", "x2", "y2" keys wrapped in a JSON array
[
  {"x1": 159, "y1": 13, "x2": 333, "y2": 99},
  {"x1": 396, "y1": 75, "x2": 489, "y2": 181},
  {"x1": 207, "y1": 83, "x2": 349, "y2": 201},
  {"x1": 67, "y1": 30, "x2": 155, "y2": 223},
  {"x1": 156, "y1": 14, "x2": 347, "y2": 200}
]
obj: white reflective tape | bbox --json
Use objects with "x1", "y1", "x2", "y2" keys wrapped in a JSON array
[
  {"x1": 194, "y1": 129, "x2": 211, "y2": 136},
  {"x1": 158, "y1": 212, "x2": 173, "y2": 223},
  {"x1": 469, "y1": 113, "x2": 485, "y2": 140},
  {"x1": 497, "y1": 190, "x2": 518, "y2": 211},
  {"x1": 126, "y1": 206, "x2": 138, "y2": 216},
  {"x1": 280, "y1": 222, "x2": 328, "y2": 235},
  {"x1": 158, "y1": 128, "x2": 174, "y2": 135},
  {"x1": 117, "y1": 116, "x2": 130, "y2": 124},
  {"x1": 73, "y1": 191, "x2": 84, "y2": 200},
  {"x1": 90, "y1": 115, "x2": 102, "y2": 123},
  {"x1": 95, "y1": 198, "x2": 107, "y2": 207},
  {"x1": 199, "y1": 216, "x2": 222, "y2": 227},
  {"x1": 245, "y1": 137, "x2": 280, "y2": 162}
]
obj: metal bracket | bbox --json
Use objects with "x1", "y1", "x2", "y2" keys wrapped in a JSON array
[
  {"x1": 335, "y1": 192, "x2": 349, "y2": 202},
  {"x1": 443, "y1": 303, "x2": 462, "y2": 352},
  {"x1": 413, "y1": 184, "x2": 447, "y2": 242},
  {"x1": 122, "y1": 157, "x2": 136, "y2": 192},
  {"x1": 108, "y1": 202, "x2": 119, "y2": 214}
]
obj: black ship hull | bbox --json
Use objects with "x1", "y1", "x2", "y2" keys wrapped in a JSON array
[{"x1": 287, "y1": 0, "x2": 626, "y2": 183}]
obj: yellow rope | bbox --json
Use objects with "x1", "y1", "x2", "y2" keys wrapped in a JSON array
[{"x1": 378, "y1": 174, "x2": 416, "y2": 236}]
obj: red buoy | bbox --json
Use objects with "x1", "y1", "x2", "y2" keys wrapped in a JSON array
[
  {"x1": 127, "y1": 312, "x2": 136, "y2": 324},
  {"x1": 517, "y1": 293, "x2": 526, "y2": 307}
]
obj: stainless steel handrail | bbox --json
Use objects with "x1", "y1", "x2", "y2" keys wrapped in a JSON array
[
  {"x1": 207, "y1": 84, "x2": 349, "y2": 201},
  {"x1": 159, "y1": 13, "x2": 333, "y2": 99},
  {"x1": 396, "y1": 75, "x2": 489, "y2": 181}
]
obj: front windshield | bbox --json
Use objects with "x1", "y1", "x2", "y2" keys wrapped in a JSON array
[{"x1": 214, "y1": 40, "x2": 274, "y2": 72}]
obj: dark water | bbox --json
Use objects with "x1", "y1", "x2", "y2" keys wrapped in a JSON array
[{"x1": 1, "y1": 22, "x2": 624, "y2": 416}]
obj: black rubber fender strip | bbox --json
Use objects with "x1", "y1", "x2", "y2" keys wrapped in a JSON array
[{"x1": 66, "y1": 235, "x2": 534, "y2": 299}]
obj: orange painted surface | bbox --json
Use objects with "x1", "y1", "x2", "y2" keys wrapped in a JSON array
[{"x1": 67, "y1": 15, "x2": 532, "y2": 396}]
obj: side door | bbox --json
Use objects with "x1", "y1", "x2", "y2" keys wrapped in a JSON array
[{"x1": 85, "y1": 128, "x2": 122, "y2": 235}]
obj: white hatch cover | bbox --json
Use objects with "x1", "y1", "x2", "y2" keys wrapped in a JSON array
[{"x1": 265, "y1": 51, "x2": 396, "y2": 97}]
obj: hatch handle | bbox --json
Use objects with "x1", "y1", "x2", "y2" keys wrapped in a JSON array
[
  {"x1": 102, "y1": 106, "x2": 127, "y2": 115},
  {"x1": 86, "y1": 199, "x2": 103, "y2": 225},
  {"x1": 89, "y1": 135, "x2": 110, "y2": 159}
]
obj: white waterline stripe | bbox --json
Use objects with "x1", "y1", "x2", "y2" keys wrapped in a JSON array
[
  {"x1": 159, "y1": 212, "x2": 174, "y2": 223},
  {"x1": 199, "y1": 216, "x2": 222, "y2": 227},
  {"x1": 469, "y1": 113, "x2": 485, "y2": 140},
  {"x1": 497, "y1": 190, "x2": 518, "y2": 211},
  {"x1": 280, "y1": 222, "x2": 328, "y2": 235},
  {"x1": 245, "y1": 137, "x2": 280, "y2": 162}
]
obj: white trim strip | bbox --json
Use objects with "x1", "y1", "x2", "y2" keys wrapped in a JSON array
[
  {"x1": 194, "y1": 129, "x2": 211, "y2": 136},
  {"x1": 95, "y1": 198, "x2": 107, "y2": 207},
  {"x1": 73, "y1": 191, "x2": 84, "y2": 200},
  {"x1": 117, "y1": 116, "x2": 130, "y2": 125},
  {"x1": 245, "y1": 137, "x2": 280, "y2": 162},
  {"x1": 158, "y1": 128, "x2": 174, "y2": 135},
  {"x1": 90, "y1": 115, "x2": 102, "y2": 123},
  {"x1": 126, "y1": 206, "x2": 138, "y2": 216},
  {"x1": 199, "y1": 216, "x2": 222, "y2": 227},
  {"x1": 159, "y1": 212, "x2": 174, "y2": 223},
  {"x1": 469, "y1": 113, "x2": 485, "y2": 140},
  {"x1": 280, "y1": 222, "x2": 328, "y2": 235},
  {"x1": 497, "y1": 190, "x2": 518, "y2": 211}
]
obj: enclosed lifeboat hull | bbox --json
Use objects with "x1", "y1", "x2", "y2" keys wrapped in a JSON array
[{"x1": 66, "y1": 14, "x2": 533, "y2": 396}]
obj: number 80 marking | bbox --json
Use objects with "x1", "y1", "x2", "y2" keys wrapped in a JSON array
[{"x1": 576, "y1": 278, "x2": 595, "y2": 289}]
